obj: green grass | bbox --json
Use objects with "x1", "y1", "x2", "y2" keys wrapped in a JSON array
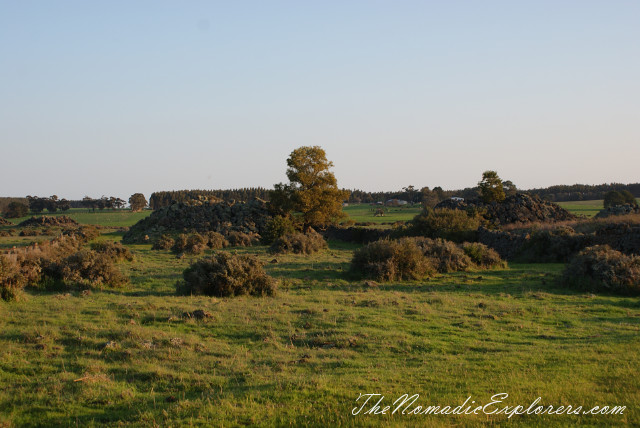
[
  {"x1": 1, "y1": 232, "x2": 638, "y2": 426},
  {"x1": 342, "y1": 204, "x2": 422, "y2": 225},
  {"x1": 5, "y1": 208, "x2": 151, "y2": 228},
  {"x1": 557, "y1": 199, "x2": 640, "y2": 218}
]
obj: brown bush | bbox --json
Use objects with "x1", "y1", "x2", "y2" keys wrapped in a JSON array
[
  {"x1": 0, "y1": 255, "x2": 26, "y2": 301},
  {"x1": 152, "y1": 234, "x2": 175, "y2": 250},
  {"x1": 518, "y1": 226, "x2": 590, "y2": 262},
  {"x1": 563, "y1": 245, "x2": 640, "y2": 295},
  {"x1": 351, "y1": 238, "x2": 434, "y2": 281},
  {"x1": 226, "y1": 231, "x2": 260, "y2": 247},
  {"x1": 461, "y1": 242, "x2": 507, "y2": 269},
  {"x1": 171, "y1": 233, "x2": 207, "y2": 255},
  {"x1": 205, "y1": 231, "x2": 229, "y2": 249},
  {"x1": 268, "y1": 230, "x2": 327, "y2": 255},
  {"x1": 176, "y1": 252, "x2": 276, "y2": 297},
  {"x1": 90, "y1": 241, "x2": 134, "y2": 262}
]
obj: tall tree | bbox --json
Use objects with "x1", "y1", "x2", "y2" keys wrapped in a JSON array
[
  {"x1": 478, "y1": 171, "x2": 506, "y2": 203},
  {"x1": 270, "y1": 146, "x2": 349, "y2": 228}
]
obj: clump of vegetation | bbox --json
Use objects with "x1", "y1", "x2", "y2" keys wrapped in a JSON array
[
  {"x1": 262, "y1": 215, "x2": 297, "y2": 244},
  {"x1": 518, "y1": 226, "x2": 589, "y2": 263},
  {"x1": 604, "y1": 190, "x2": 638, "y2": 208},
  {"x1": 0, "y1": 255, "x2": 26, "y2": 301},
  {"x1": 351, "y1": 238, "x2": 435, "y2": 281},
  {"x1": 226, "y1": 231, "x2": 260, "y2": 247},
  {"x1": 171, "y1": 233, "x2": 208, "y2": 255},
  {"x1": 478, "y1": 170, "x2": 506, "y2": 203},
  {"x1": 408, "y1": 207, "x2": 482, "y2": 242},
  {"x1": 152, "y1": 234, "x2": 175, "y2": 250},
  {"x1": 352, "y1": 237, "x2": 507, "y2": 281},
  {"x1": 3, "y1": 201, "x2": 29, "y2": 218},
  {"x1": 461, "y1": 242, "x2": 507, "y2": 269},
  {"x1": 90, "y1": 241, "x2": 134, "y2": 262},
  {"x1": 205, "y1": 231, "x2": 228, "y2": 249},
  {"x1": 176, "y1": 252, "x2": 276, "y2": 297},
  {"x1": 269, "y1": 229, "x2": 327, "y2": 255},
  {"x1": 70, "y1": 225, "x2": 101, "y2": 242},
  {"x1": 564, "y1": 245, "x2": 640, "y2": 295},
  {"x1": 415, "y1": 238, "x2": 475, "y2": 273},
  {"x1": 55, "y1": 250, "x2": 129, "y2": 288}
]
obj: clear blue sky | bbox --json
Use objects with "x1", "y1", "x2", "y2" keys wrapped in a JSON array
[{"x1": 1, "y1": 1, "x2": 638, "y2": 200}]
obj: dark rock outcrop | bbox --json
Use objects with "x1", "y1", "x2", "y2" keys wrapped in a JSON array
[
  {"x1": 122, "y1": 199, "x2": 270, "y2": 244},
  {"x1": 594, "y1": 204, "x2": 640, "y2": 219},
  {"x1": 18, "y1": 216, "x2": 79, "y2": 228}
]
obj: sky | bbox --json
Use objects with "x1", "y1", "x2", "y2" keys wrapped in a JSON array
[{"x1": 1, "y1": 0, "x2": 639, "y2": 200}]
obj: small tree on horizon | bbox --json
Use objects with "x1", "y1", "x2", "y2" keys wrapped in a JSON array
[
  {"x1": 129, "y1": 193, "x2": 148, "y2": 212},
  {"x1": 478, "y1": 171, "x2": 506, "y2": 203}
]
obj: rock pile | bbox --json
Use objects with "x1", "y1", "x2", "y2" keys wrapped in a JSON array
[
  {"x1": 0, "y1": 218, "x2": 12, "y2": 226},
  {"x1": 435, "y1": 193, "x2": 576, "y2": 225},
  {"x1": 594, "y1": 204, "x2": 640, "y2": 219},
  {"x1": 18, "y1": 216, "x2": 80, "y2": 228},
  {"x1": 122, "y1": 199, "x2": 270, "y2": 244}
]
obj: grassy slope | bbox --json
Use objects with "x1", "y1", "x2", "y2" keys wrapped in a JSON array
[{"x1": 1, "y1": 208, "x2": 638, "y2": 426}]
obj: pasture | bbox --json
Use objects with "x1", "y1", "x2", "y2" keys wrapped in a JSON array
[{"x1": 0, "y1": 210, "x2": 638, "y2": 426}]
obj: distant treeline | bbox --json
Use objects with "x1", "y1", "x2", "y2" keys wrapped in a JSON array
[
  {"x1": 0, "y1": 197, "x2": 28, "y2": 212},
  {"x1": 149, "y1": 188, "x2": 271, "y2": 209},
  {"x1": 525, "y1": 183, "x2": 640, "y2": 202}
]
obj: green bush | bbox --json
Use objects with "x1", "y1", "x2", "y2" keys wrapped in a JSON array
[
  {"x1": 351, "y1": 238, "x2": 435, "y2": 281},
  {"x1": 408, "y1": 208, "x2": 482, "y2": 242},
  {"x1": 152, "y1": 234, "x2": 175, "y2": 250},
  {"x1": 415, "y1": 237, "x2": 474, "y2": 273},
  {"x1": 563, "y1": 245, "x2": 640, "y2": 295},
  {"x1": 227, "y1": 231, "x2": 260, "y2": 247},
  {"x1": 268, "y1": 229, "x2": 327, "y2": 255},
  {"x1": 56, "y1": 250, "x2": 129, "y2": 288},
  {"x1": 177, "y1": 252, "x2": 276, "y2": 297},
  {"x1": 518, "y1": 226, "x2": 589, "y2": 263},
  {"x1": 205, "y1": 231, "x2": 229, "y2": 249},
  {"x1": 262, "y1": 215, "x2": 297, "y2": 244},
  {"x1": 461, "y1": 242, "x2": 507, "y2": 269},
  {"x1": 90, "y1": 241, "x2": 134, "y2": 262},
  {"x1": 171, "y1": 233, "x2": 207, "y2": 255}
]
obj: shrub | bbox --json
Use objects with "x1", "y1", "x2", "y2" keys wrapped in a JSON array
[
  {"x1": 152, "y1": 234, "x2": 175, "y2": 250},
  {"x1": 564, "y1": 245, "x2": 640, "y2": 295},
  {"x1": 227, "y1": 231, "x2": 260, "y2": 247},
  {"x1": 56, "y1": 250, "x2": 129, "y2": 288},
  {"x1": 415, "y1": 238, "x2": 475, "y2": 273},
  {"x1": 461, "y1": 242, "x2": 507, "y2": 269},
  {"x1": 19, "y1": 229, "x2": 39, "y2": 237},
  {"x1": 518, "y1": 226, "x2": 589, "y2": 263},
  {"x1": 262, "y1": 215, "x2": 297, "y2": 244},
  {"x1": 3, "y1": 201, "x2": 29, "y2": 219},
  {"x1": 268, "y1": 230, "x2": 327, "y2": 255},
  {"x1": 177, "y1": 252, "x2": 276, "y2": 297},
  {"x1": 408, "y1": 208, "x2": 482, "y2": 242},
  {"x1": 205, "y1": 231, "x2": 229, "y2": 249},
  {"x1": 351, "y1": 238, "x2": 434, "y2": 281},
  {"x1": 0, "y1": 255, "x2": 26, "y2": 301},
  {"x1": 171, "y1": 233, "x2": 208, "y2": 255},
  {"x1": 90, "y1": 241, "x2": 134, "y2": 262}
]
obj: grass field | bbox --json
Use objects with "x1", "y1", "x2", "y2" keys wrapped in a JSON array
[
  {"x1": 5, "y1": 208, "x2": 151, "y2": 228},
  {"x1": 556, "y1": 200, "x2": 604, "y2": 218},
  {"x1": 1, "y1": 212, "x2": 638, "y2": 426},
  {"x1": 342, "y1": 204, "x2": 422, "y2": 224}
]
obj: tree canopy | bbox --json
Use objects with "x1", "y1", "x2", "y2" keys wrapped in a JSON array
[
  {"x1": 270, "y1": 146, "x2": 349, "y2": 227},
  {"x1": 478, "y1": 171, "x2": 506, "y2": 203}
]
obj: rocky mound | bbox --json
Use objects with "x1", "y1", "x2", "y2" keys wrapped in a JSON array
[
  {"x1": 18, "y1": 216, "x2": 79, "y2": 228},
  {"x1": 594, "y1": 204, "x2": 639, "y2": 219},
  {"x1": 122, "y1": 199, "x2": 270, "y2": 244},
  {"x1": 435, "y1": 193, "x2": 576, "y2": 225},
  {"x1": 0, "y1": 217, "x2": 12, "y2": 226}
]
